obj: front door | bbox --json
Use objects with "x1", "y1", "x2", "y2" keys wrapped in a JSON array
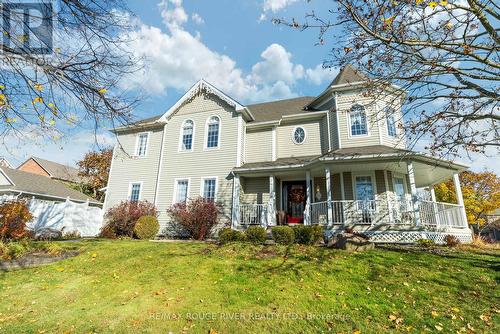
[{"x1": 282, "y1": 181, "x2": 307, "y2": 224}]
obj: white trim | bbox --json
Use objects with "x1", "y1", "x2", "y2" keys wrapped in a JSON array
[
  {"x1": 326, "y1": 110, "x2": 332, "y2": 151},
  {"x1": 271, "y1": 126, "x2": 277, "y2": 161},
  {"x1": 128, "y1": 181, "x2": 143, "y2": 201},
  {"x1": 160, "y1": 79, "x2": 251, "y2": 122},
  {"x1": 154, "y1": 123, "x2": 168, "y2": 205},
  {"x1": 334, "y1": 92, "x2": 341, "y2": 148},
  {"x1": 173, "y1": 178, "x2": 191, "y2": 204},
  {"x1": 178, "y1": 119, "x2": 195, "y2": 152},
  {"x1": 102, "y1": 144, "x2": 117, "y2": 212},
  {"x1": 204, "y1": 115, "x2": 221, "y2": 150},
  {"x1": 376, "y1": 103, "x2": 383, "y2": 145},
  {"x1": 351, "y1": 172, "x2": 377, "y2": 201},
  {"x1": 236, "y1": 115, "x2": 243, "y2": 167},
  {"x1": 0, "y1": 169, "x2": 15, "y2": 186},
  {"x1": 392, "y1": 172, "x2": 409, "y2": 195},
  {"x1": 200, "y1": 176, "x2": 218, "y2": 202},
  {"x1": 134, "y1": 132, "x2": 150, "y2": 158},
  {"x1": 347, "y1": 104, "x2": 370, "y2": 138},
  {"x1": 281, "y1": 110, "x2": 328, "y2": 122},
  {"x1": 291, "y1": 126, "x2": 307, "y2": 145}
]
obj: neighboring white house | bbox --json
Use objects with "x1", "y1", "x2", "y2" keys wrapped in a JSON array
[{"x1": 104, "y1": 66, "x2": 473, "y2": 243}]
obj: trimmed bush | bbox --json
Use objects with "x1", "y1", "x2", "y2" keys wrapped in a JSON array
[
  {"x1": 417, "y1": 239, "x2": 435, "y2": 248},
  {"x1": 218, "y1": 228, "x2": 245, "y2": 244},
  {"x1": 293, "y1": 225, "x2": 324, "y2": 245},
  {"x1": 271, "y1": 226, "x2": 295, "y2": 245},
  {"x1": 167, "y1": 197, "x2": 221, "y2": 240},
  {"x1": 444, "y1": 235, "x2": 460, "y2": 247},
  {"x1": 101, "y1": 201, "x2": 158, "y2": 238},
  {"x1": 245, "y1": 226, "x2": 267, "y2": 244},
  {"x1": 0, "y1": 200, "x2": 33, "y2": 241},
  {"x1": 134, "y1": 216, "x2": 160, "y2": 240}
]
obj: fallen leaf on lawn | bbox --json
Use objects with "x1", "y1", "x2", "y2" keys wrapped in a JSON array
[
  {"x1": 403, "y1": 282, "x2": 409, "y2": 287},
  {"x1": 56, "y1": 268, "x2": 64, "y2": 272},
  {"x1": 434, "y1": 324, "x2": 443, "y2": 331},
  {"x1": 353, "y1": 330, "x2": 361, "y2": 334},
  {"x1": 431, "y1": 310, "x2": 439, "y2": 318},
  {"x1": 91, "y1": 253, "x2": 97, "y2": 258},
  {"x1": 450, "y1": 307, "x2": 460, "y2": 313},
  {"x1": 209, "y1": 329, "x2": 218, "y2": 334},
  {"x1": 388, "y1": 314, "x2": 397, "y2": 321}
]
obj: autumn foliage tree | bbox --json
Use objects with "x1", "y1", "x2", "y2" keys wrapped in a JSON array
[
  {"x1": 275, "y1": 0, "x2": 499, "y2": 157},
  {"x1": 76, "y1": 147, "x2": 113, "y2": 202},
  {"x1": 434, "y1": 170, "x2": 500, "y2": 228}
]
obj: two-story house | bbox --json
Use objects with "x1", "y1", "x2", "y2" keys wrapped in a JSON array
[{"x1": 104, "y1": 66, "x2": 473, "y2": 243}]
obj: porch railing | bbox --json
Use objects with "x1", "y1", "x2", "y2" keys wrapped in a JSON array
[
  {"x1": 239, "y1": 204, "x2": 268, "y2": 227},
  {"x1": 238, "y1": 199, "x2": 467, "y2": 230},
  {"x1": 419, "y1": 200, "x2": 467, "y2": 228}
]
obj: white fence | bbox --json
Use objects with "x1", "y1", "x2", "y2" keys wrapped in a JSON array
[{"x1": 0, "y1": 195, "x2": 103, "y2": 237}]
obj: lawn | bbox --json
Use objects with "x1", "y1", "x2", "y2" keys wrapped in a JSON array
[{"x1": 0, "y1": 240, "x2": 498, "y2": 333}]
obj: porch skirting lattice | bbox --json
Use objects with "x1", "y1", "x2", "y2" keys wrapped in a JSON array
[{"x1": 360, "y1": 230, "x2": 474, "y2": 244}]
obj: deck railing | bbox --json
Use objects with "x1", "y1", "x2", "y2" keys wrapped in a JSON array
[{"x1": 419, "y1": 200, "x2": 467, "y2": 228}]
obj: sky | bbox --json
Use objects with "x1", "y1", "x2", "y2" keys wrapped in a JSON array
[{"x1": 2, "y1": 0, "x2": 498, "y2": 173}]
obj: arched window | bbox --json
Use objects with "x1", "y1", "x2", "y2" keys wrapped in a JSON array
[
  {"x1": 350, "y1": 104, "x2": 368, "y2": 136},
  {"x1": 180, "y1": 120, "x2": 194, "y2": 151},
  {"x1": 385, "y1": 107, "x2": 397, "y2": 137},
  {"x1": 206, "y1": 116, "x2": 220, "y2": 148}
]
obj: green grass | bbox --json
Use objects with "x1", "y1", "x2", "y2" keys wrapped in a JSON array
[{"x1": 0, "y1": 240, "x2": 498, "y2": 333}]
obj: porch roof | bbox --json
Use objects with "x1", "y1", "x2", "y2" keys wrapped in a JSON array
[{"x1": 234, "y1": 145, "x2": 469, "y2": 186}]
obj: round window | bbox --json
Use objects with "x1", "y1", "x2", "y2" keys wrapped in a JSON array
[{"x1": 292, "y1": 127, "x2": 306, "y2": 145}]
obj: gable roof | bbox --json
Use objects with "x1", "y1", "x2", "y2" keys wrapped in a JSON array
[
  {"x1": 0, "y1": 167, "x2": 99, "y2": 204},
  {"x1": 19, "y1": 157, "x2": 82, "y2": 183},
  {"x1": 246, "y1": 96, "x2": 316, "y2": 123},
  {"x1": 160, "y1": 79, "x2": 253, "y2": 122},
  {"x1": 0, "y1": 157, "x2": 12, "y2": 168}
]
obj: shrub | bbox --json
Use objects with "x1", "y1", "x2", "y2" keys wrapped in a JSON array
[
  {"x1": 245, "y1": 226, "x2": 267, "y2": 244},
  {"x1": 444, "y1": 235, "x2": 460, "y2": 247},
  {"x1": 293, "y1": 225, "x2": 324, "y2": 245},
  {"x1": 0, "y1": 240, "x2": 32, "y2": 260},
  {"x1": 167, "y1": 197, "x2": 220, "y2": 240},
  {"x1": 101, "y1": 201, "x2": 158, "y2": 238},
  {"x1": 62, "y1": 230, "x2": 81, "y2": 240},
  {"x1": 134, "y1": 216, "x2": 160, "y2": 240},
  {"x1": 0, "y1": 200, "x2": 33, "y2": 241},
  {"x1": 218, "y1": 228, "x2": 245, "y2": 244},
  {"x1": 417, "y1": 239, "x2": 435, "y2": 248},
  {"x1": 271, "y1": 226, "x2": 295, "y2": 245}
]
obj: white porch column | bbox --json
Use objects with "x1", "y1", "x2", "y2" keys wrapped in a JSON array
[
  {"x1": 268, "y1": 175, "x2": 276, "y2": 227},
  {"x1": 231, "y1": 174, "x2": 240, "y2": 229},
  {"x1": 407, "y1": 161, "x2": 421, "y2": 226},
  {"x1": 430, "y1": 187, "x2": 437, "y2": 202},
  {"x1": 453, "y1": 173, "x2": 468, "y2": 227},
  {"x1": 325, "y1": 167, "x2": 333, "y2": 226},
  {"x1": 304, "y1": 170, "x2": 312, "y2": 225}
]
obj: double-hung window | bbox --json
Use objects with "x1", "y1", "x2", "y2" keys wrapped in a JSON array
[
  {"x1": 136, "y1": 133, "x2": 149, "y2": 157},
  {"x1": 181, "y1": 120, "x2": 194, "y2": 151},
  {"x1": 385, "y1": 107, "x2": 397, "y2": 137},
  {"x1": 206, "y1": 116, "x2": 220, "y2": 148},
  {"x1": 350, "y1": 105, "x2": 368, "y2": 136},
  {"x1": 202, "y1": 178, "x2": 217, "y2": 202},
  {"x1": 175, "y1": 179, "x2": 189, "y2": 203},
  {"x1": 129, "y1": 183, "x2": 141, "y2": 202}
]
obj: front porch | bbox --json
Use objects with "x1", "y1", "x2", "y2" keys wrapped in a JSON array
[{"x1": 231, "y1": 152, "x2": 473, "y2": 244}]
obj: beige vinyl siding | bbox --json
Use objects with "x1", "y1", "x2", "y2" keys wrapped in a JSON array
[
  {"x1": 241, "y1": 177, "x2": 269, "y2": 204},
  {"x1": 378, "y1": 96, "x2": 407, "y2": 149},
  {"x1": 245, "y1": 129, "x2": 272, "y2": 163},
  {"x1": 155, "y1": 94, "x2": 239, "y2": 234},
  {"x1": 329, "y1": 111, "x2": 340, "y2": 150},
  {"x1": 343, "y1": 172, "x2": 354, "y2": 200},
  {"x1": 277, "y1": 119, "x2": 326, "y2": 158},
  {"x1": 336, "y1": 90, "x2": 382, "y2": 148},
  {"x1": 320, "y1": 116, "x2": 330, "y2": 153},
  {"x1": 104, "y1": 127, "x2": 164, "y2": 210}
]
